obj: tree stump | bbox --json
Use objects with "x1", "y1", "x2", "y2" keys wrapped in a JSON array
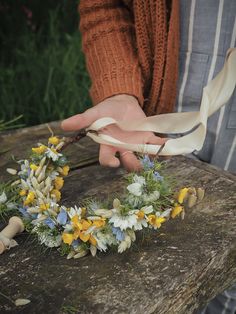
[{"x1": 0, "y1": 122, "x2": 235, "y2": 314}]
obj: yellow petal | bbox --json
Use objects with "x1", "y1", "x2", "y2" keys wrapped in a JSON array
[
  {"x1": 39, "y1": 203, "x2": 49, "y2": 211},
  {"x1": 89, "y1": 235, "x2": 97, "y2": 246},
  {"x1": 24, "y1": 191, "x2": 35, "y2": 205},
  {"x1": 71, "y1": 215, "x2": 79, "y2": 224},
  {"x1": 81, "y1": 219, "x2": 92, "y2": 231},
  {"x1": 73, "y1": 229, "x2": 80, "y2": 240},
  {"x1": 148, "y1": 214, "x2": 156, "y2": 225},
  {"x1": 171, "y1": 205, "x2": 183, "y2": 218},
  {"x1": 62, "y1": 233, "x2": 74, "y2": 245},
  {"x1": 80, "y1": 232, "x2": 90, "y2": 242},
  {"x1": 178, "y1": 188, "x2": 189, "y2": 204},
  {"x1": 30, "y1": 164, "x2": 38, "y2": 171},
  {"x1": 155, "y1": 217, "x2": 166, "y2": 228},
  {"x1": 93, "y1": 219, "x2": 105, "y2": 228}
]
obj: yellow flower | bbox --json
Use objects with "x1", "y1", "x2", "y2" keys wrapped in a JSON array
[
  {"x1": 48, "y1": 136, "x2": 60, "y2": 146},
  {"x1": 51, "y1": 189, "x2": 61, "y2": 201},
  {"x1": 178, "y1": 187, "x2": 189, "y2": 204},
  {"x1": 60, "y1": 165, "x2": 70, "y2": 176},
  {"x1": 24, "y1": 191, "x2": 35, "y2": 206},
  {"x1": 171, "y1": 205, "x2": 183, "y2": 218},
  {"x1": 19, "y1": 189, "x2": 27, "y2": 196},
  {"x1": 39, "y1": 203, "x2": 49, "y2": 211},
  {"x1": 148, "y1": 214, "x2": 156, "y2": 225},
  {"x1": 137, "y1": 210, "x2": 145, "y2": 220},
  {"x1": 32, "y1": 145, "x2": 47, "y2": 154},
  {"x1": 54, "y1": 177, "x2": 64, "y2": 190},
  {"x1": 30, "y1": 164, "x2": 38, "y2": 171},
  {"x1": 70, "y1": 216, "x2": 94, "y2": 243},
  {"x1": 148, "y1": 215, "x2": 166, "y2": 228},
  {"x1": 62, "y1": 233, "x2": 74, "y2": 245}
]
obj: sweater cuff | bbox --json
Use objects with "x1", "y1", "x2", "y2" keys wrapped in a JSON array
[{"x1": 90, "y1": 65, "x2": 144, "y2": 107}]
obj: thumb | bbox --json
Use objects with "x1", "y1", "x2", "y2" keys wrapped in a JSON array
[{"x1": 61, "y1": 107, "x2": 99, "y2": 131}]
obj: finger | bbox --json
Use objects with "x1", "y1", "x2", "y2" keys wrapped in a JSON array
[
  {"x1": 61, "y1": 107, "x2": 99, "y2": 131},
  {"x1": 120, "y1": 151, "x2": 142, "y2": 172},
  {"x1": 146, "y1": 133, "x2": 167, "y2": 146},
  {"x1": 99, "y1": 144, "x2": 120, "y2": 167}
]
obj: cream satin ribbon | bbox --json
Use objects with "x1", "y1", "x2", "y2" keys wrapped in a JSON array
[{"x1": 86, "y1": 49, "x2": 236, "y2": 156}]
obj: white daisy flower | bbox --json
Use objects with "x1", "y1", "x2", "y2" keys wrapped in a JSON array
[
  {"x1": 109, "y1": 213, "x2": 137, "y2": 231},
  {"x1": 131, "y1": 205, "x2": 153, "y2": 230},
  {"x1": 45, "y1": 148, "x2": 62, "y2": 161}
]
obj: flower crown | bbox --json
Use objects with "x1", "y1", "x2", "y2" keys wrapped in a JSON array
[{"x1": 2, "y1": 132, "x2": 204, "y2": 259}]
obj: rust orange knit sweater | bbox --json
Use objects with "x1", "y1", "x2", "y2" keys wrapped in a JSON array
[{"x1": 79, "y1": 0, "x2": 179, "y2": 116}]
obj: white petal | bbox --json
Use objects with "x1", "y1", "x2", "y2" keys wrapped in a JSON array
[
  {"x1": 6, "y1": 168, "x2": 17, "y2": 175},
  {"x1": 90, "y1": 245, "x2": 97, "y2": 257},
  {"x1": 142, "y1": 205, "x2": 154, "y2": 214},
  {"x1": 0, "y1": 192, "x2": 7, "y2": 204},
  {"x1": 127, "y1": 183, "x2": 142, "y2": 196},
  {"x1": 133, "y1": 175, "x2": 146, "y2": 185},
  {"x1": 15, "y1": 299, "x2": 31, "y2": 306}
]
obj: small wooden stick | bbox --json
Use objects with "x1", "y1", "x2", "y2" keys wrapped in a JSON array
[
  {"x1": 60, "y1": 129, "x2": 98, "y2": 151},
  {"x1": 0, "y1": 216, "x2": 24, "y2": 254}
]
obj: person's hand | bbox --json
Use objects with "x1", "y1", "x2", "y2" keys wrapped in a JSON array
[{"x1": 61, "y1": 94, "x2": 166, "y2": 172}]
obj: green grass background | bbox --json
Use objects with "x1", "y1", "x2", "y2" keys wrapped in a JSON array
[{"x1": 0, "y1": 0, "x2": 91, "y2": 129}]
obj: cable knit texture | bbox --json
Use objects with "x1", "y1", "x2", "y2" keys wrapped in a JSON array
[{"x1": 79, "y1": 0, "x2": 179, "y2": 115}]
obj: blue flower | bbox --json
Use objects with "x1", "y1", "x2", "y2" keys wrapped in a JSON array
[
  {"x1": 153, "y1": 171, "x2": 163, "y2": 181},
  {"x1": 72, "y1": 240, "x2": 80, "y2": 249},
  {"x1": 44, "y1": 217, "x2": 55, "y2": 229},
  {"x1": 141, "y1": 155, "x2": 154, "y2": 170},
  {"x1": 18, "y1": 207, "x2": 30, "y2": 218},
  {"x1": 57, "y1": 208, "x2": 67, "y2": 225},
  {"x1": 112, "y1": 227, "x2": 125, "y2": 241}
]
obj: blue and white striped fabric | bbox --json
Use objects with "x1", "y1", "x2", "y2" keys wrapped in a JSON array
[
  {"x1": 175, "y1": 0, "x2": 236, "y2": 173},
  {"x1": 176, "y1": 1, "x2": 236, "y2": 313}
]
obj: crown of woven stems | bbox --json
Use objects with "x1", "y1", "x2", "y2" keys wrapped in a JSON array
[
  {"x1": 86, "y1": 49, "x2": 236, "y2": 156},
  {"x1": 0, "y1": 49, "x2": 235, "y2": 259}
]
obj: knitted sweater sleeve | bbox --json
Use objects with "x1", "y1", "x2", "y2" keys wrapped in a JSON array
[{"x1": 79, "y1": 0, "x2": 144, "y2": 106}]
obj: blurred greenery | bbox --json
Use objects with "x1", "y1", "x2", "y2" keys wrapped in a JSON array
[{"x1": 0, "y1": 0, "x2": 91, "y2": 128}]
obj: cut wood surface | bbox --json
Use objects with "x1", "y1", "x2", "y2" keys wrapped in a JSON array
[{"x1": 0, "y1": 122, "x2": 235, "y2": 314}]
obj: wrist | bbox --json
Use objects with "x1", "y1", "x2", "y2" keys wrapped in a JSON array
[{"x1": 107, "y1": 94, "x2": 140, "y2": 106}]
